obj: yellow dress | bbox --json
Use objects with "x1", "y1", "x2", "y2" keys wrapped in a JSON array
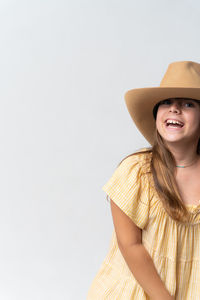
[{"x1": 87, "y1": 150, "x2": 200, "y2": 300}]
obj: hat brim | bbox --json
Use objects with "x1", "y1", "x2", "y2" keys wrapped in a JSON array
[{"x1": 124, "y1": 87, "x2": 200, "y2": 145}]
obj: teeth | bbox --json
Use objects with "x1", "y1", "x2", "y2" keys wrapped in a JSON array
[{"x1": 166, "y1": 119, "x2": 183, "y2": 126}]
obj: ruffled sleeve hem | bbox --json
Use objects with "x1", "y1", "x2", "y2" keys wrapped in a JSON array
[{"x1": 102, "y1": 152, "x2": 151, "y2": 230}]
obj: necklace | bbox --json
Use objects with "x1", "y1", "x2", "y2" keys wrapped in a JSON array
[{"x1": 176, "y1": 157, "x2": 199, "y2": 168}]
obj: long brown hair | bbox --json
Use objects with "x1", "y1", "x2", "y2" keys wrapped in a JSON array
[
  {"x1": 150, "y1": 130, "x2": 191, "y2": 222},
  {"x1": 116, "y1": 131, "x2": 200, "y2": 223}
]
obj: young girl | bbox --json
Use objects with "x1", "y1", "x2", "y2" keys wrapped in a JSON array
[{"x1": 87, "y1": 61, "x2": 200, "y2": 300}]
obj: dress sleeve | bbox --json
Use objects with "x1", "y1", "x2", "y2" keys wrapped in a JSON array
[{"x1": 102, "y1": 154, "x2": 150, "y2": 230}]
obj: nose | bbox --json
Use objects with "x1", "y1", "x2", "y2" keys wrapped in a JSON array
[{"x1": 169, "y1": 102, "x2": 180, "y2": 114}]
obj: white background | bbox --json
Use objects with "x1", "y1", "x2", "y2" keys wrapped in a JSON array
[{"x1": 0, "y1": 0, "x2": 200, "y2": 299}]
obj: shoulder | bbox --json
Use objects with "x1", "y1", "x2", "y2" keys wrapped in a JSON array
[
  {"x1": 102, "y1": 149, "x2": 152, "y2": 229},
  {"x1": 118, "y1": 148, "x2": 152, "y2": 175}
]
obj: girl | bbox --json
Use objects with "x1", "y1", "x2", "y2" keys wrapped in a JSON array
[{"x1": 87, "y1": 61, "x2": 200, "y2": 299}]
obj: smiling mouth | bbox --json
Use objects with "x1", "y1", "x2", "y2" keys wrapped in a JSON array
[
  {"x1": 165, "y1": 123, "x2": 184, "y2": 129},
  {"x1": 165, "y1": 120, "x2": 184, "y2": 128}
]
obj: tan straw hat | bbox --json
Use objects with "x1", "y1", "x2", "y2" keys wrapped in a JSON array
[{"x1": 124, "y1": 61, "x2": 200, "y2": 145}]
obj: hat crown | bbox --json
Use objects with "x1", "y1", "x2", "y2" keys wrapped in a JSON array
[{"x1": 160, "y1": 61, "x2": 200, "y2": 88}]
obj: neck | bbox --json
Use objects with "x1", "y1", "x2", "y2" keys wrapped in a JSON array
[{"x1": 165, "y1": 140, "x2": 199, "y2": 167}]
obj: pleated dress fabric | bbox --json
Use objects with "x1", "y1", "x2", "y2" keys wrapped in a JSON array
[{"x1": 87, "y1": 150, "x2": 200, "y2": 300}]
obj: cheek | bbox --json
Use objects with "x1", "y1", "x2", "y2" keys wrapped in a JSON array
[
  {"x1": 155, "y1": 117, "x2": 163, "y2": 136},
  {"x1": 189, "y1": 113, "x2": 200, "y2": 128},
  {"x1": 155, "y1": 109, "x2": 164, "y2": 130},
  {"x1": 187, "y1": 115, "x2": 200, "y2": 135},
  {"x1": 198, "y1": 113, "x2": 200, "y2": 129},
  {"x1": 155, "y1": 118, "x2": 160, "y2": 130},
  {"x1": 197, "y1": 120, "x2": 200, "y2": 132}
]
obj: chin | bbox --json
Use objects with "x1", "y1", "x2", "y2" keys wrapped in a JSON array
[
  {"x1": 160, "y1": 134, "x2": 185, "y2": 143},
  {"x1": 164, "y1": 139, "x2": 184, "y2": 144}
]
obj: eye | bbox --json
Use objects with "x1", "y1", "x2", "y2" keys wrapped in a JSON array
[
  {"x1": 183, "y1": 102, "x2": 194, "y2": 108},
  {"x1": 160, "y1": 99, "x2": 172, "y2": 105}
]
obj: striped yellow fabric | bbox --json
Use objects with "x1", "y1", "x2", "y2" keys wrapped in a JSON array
[{"x1": 87, "y1": 150, "x2": 200, "y2": 300}]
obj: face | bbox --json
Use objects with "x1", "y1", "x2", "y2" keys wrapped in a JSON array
[{"x1": 156, "y1": 98, "x2": 200, "y2": 145}]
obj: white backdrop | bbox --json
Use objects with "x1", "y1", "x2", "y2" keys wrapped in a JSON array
[{"x1": 0, "y1": 0, "x2": 200, "y2": 299}]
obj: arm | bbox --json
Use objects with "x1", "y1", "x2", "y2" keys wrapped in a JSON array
[{"x1": 110, "y1": 199, "x2": 175, "y2": 300}]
